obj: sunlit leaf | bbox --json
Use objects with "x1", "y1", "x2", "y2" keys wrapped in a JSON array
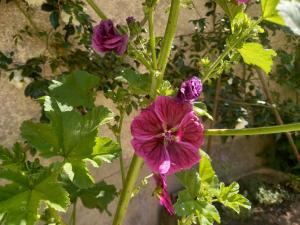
[
  {"x1": 238, "y1": 42, "x2": 277, "y2": 74},
  {"x1": 261, "y1": 0, "x2": 285, "y2": 25}
]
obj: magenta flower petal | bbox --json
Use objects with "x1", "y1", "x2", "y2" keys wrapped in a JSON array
[
  {"x1": 154, "y1": 96, "x2": 193, "y2": 129},
  {"x1": 178, "y1": 112, "x2": 204, "y2": 147},
  {"x1": 131, "y1": 138, "x2": 170, "y2": 174},
  {"x1": 131, "y1": 96, "x2": 204, "y2": 175},
  {"x1": 154, "y1": 174, "x2": 175, "y2": 215},
  {"x1": 167, "y1": 141, "x2": 200, "y2": 175},
  {"x1": 92, "y1": 20, "x2": 128, "y2": 55},
  {"x1": 131, "y1": 108, "x2": 163, "y2": 141}
]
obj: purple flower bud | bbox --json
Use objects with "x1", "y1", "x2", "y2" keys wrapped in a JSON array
[
  {"x1": 92, "y1": 20, "x2": 129, "y2": 55},
  {"x1": 176, "y1": 76, "x2": 202, "y2": 102},
  {"x1": 126, "y1": 16, "x2": 135, "y2": 25}
]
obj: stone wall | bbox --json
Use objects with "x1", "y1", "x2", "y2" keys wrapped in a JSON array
[{"x1": 0, "y1": 1, "x2": 278, "y2": 225}]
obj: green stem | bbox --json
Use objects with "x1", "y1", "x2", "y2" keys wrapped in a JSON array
[
  {"x1": 71, "y1": 200, "x2": 77, "y2": 225},
  {"x1": 156, "y1": 0, "x2": 181, "y2": 85},
  {"x1": 205, "y1": 123, "x2": 300, "y2": 136},
  {"x1": 202, "y1": 18, "x2": 262, "y2": 83},
  {"x1": 112, "y1": 155, "x2": 143, "y2": 225},
  {"x1": 148, "y1": 6, "x2": 158, "y2": 99},
  {"x1": 148, "y1": 8, "x2": 157, "y2": 69},
  {"x1": 117, "y1": 111, "x2": 126, "y2": 186},
  {"x1": 85, "y1": 0, "x2": 107, "y2": 19}
]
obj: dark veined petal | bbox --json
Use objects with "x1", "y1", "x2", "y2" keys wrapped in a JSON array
[
  {"x1": 166, "y1": 141, "x2": 200, "y2": 175},
  {"x1": 154, "y1": 96, "x2": 193, "y2": 129},
  {"x1": 131, "y1": 107, "x2": 163, "y2": 141},
  {"x1": 131, "y1": 138, "x2": 170, "y2": 174},
  {"x1": 178, "y1": 112, "x2": 204, "y2": 148}
]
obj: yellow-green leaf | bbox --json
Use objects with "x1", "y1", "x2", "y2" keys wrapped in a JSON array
[{"x1": 238, "y1": 42, "x2": 277, "y2": 74}]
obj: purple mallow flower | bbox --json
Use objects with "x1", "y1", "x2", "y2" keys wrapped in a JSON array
[
  {"x1": 92, "y1": 20, "x2": 128, "y2": 55},
  {"x1": 154, "y1": 174, "x2": 175, "y2": 215},
  {"x1": 131, "y1": 96, "x2": 204, "y2": 175},
  {"x1": 176, "y1": 76, "x2": 202, "y2": 102}
]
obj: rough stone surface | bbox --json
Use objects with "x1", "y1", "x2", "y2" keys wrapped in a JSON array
[{"x1": 0, "y1": 1, "x2": 287, "y2": 225}]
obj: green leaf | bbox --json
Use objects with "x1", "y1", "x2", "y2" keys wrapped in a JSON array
[
  {"x1": 49, "y1": 70, "x2": 100, "y2": 108},
  {"x1": 238, "y1": 42, "x2": 277, "y2": 74},
  {"x1": 21, "y1": 105, "x2": 113, "y2": 188},
  {"x1": 66, "y1": 160, "x2": 94, "y2": 189},
  {"x1": 116, "y1": 68, "x2": 151, "y2": 95},
  {"x1": 176, "y1": 169, "x2": 201, "y2": 198},
  {"x1": 199, "y1": 151, "x2": 218, "y2": 185},
  {"x1": 261, "y1": 0, "x2": 285, "y2": 25},
  {"x1": 218, "y1": 182, "x2": 251, "y2": 213},
  {"x1": 92, "y1": 137, "x2": 120, "y2": 166},
  {"x1": 277, "y1": 0, "x2": 300, "y2": 35},
  {"x1": 215, "y1": 0, "x2": 244, "y2": 20},
  {"x1": 79, "y1": 181, "x2": 117, "y2": 214},
  {"x1": 21, "y1": 106, "x2": 113, "y2": 158},
  {"x1": 175, "y1": 190, "x2": 220, "y2": 225},
  {"x1": 0, "y1": 167, "x2": 70, "y2": 225},
  {"x1": 193, "y1": 102, "x2": 213, "y2": 120},
  {"x1": 50, "y1": 11, "x2": 60, "y2": 29},
  {"x1": 0, "y1": 143, "x2": 25, "y2": 168}
]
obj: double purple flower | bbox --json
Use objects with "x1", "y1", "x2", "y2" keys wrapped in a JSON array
[
  {"x1": 177, "y1": 76, "x2": 202, "y2": 102},
  {"x1": 92, "y1": 20, "x2": 128, "y2": 55}
]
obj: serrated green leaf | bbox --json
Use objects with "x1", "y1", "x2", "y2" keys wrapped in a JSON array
[
  {"x1": 278, "y1": 0, "x2": 300, "y2": 35},
  {"x1": 116, "y1": 68, "x2": 151, "y2": 95},
  {"x1": 21, "y1": 105, "x2": 113, "y2": 188},
  {"x1": 176, "y1": 169, "x2": 201, "y2": 198},
  {"x1": 80, "y1": 181, "x2": 117, "y2": 214},
  {"x1": 261, "y1": 0, "x2": 285, "y2": 25},
  {"x1": 196, "y1": 203, "x2": 220, "y2": 225},
  {"x1": 92, "y1": 137, "x2": 120, "y2": 166},
  {"x1": 21, "y1": 106, "x2": 113, "y2": 158},
  {"x1": 238, "y1": 42, "x2": 277, "y2": 74},
  {"x1": 0, "y1": 167, "x2": 70, "y2": 225},
  {"x1": 49, "y1": 70, "x2": 100, "y2": 108},
  {"x1": 199, "y1": 151, "x2": 217, "y2": 185},
  {"x1": 218, "y1": 182, "x2": 251, "y2": 213},
  {"x1": 215, "y1": 0, "x2": 244, "y2": 20},
  {"x1": 67, "y1": 159, "x2": 94, "y2": 189},
  {"x1": 175, "y1": 190, "x2": 220, "y2": 225},
  {"x1": 0, "y1": 143, "x2": 25, "y2": 168}
]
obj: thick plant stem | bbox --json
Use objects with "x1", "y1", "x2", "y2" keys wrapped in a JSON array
[
  {"x1": 157, "y1": 0, "x2": 181, "y2": 84},
  {"x1": 255, "y1": 68, "x2": 300, "y2": 164},
  {"x1": 86, "y1": 0, "x2": 107, "y2": 19},
  {"x1": 112, "y1": 155, "x2": 143, "y2": 225},
  {"x1": 148, "y1": 6, "x2": 158, "y2": 99},
  {"x1": 117, "y1": 111, "x2": 126, "y2": 186},
  {"x1": 148, "y1": 8, "x2": 157, "y2": 70},
  {"x1": 71, "y1": 200, "x2": 77, "y2": 225},
  {"x1": 205, "y1": 123, "x2": 300, "y2": 136}
]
